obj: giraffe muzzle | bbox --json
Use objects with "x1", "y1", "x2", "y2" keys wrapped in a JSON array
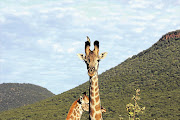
[{"x1": 88, "y1": 67, "x2": 95, "y2": 77}]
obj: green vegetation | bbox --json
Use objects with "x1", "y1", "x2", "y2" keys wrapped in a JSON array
[
  {"x1": 126, "y1": 89, "x2": 145, "y2": 120},
  {"x1": 0, "y1": 83, "x2": 54, "y2": 112},
  {"x1": 0, "y1": 30, "x2": 179, "y2": 120}
]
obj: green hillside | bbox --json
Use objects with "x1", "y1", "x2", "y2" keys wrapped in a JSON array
[
  {"x1": 0, "y1": 83, "x2": 54, "y2": 112},
  {"x1": 0, "y1": 30, "x2": 179, "y2": 120}
]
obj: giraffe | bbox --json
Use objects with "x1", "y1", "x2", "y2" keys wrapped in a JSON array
[
  {"x1": 77, "y1": 36, "x2": 107, "y2": 120},
  {"x1": 66, "y1": 92, "x2": 106, "y2": 120},
  {"x1": 66, "y1": 92, "x2": 89, "y2": 120}
]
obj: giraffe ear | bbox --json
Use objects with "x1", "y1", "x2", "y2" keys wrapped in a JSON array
[
  {"x1": 98, "y1": 52, "x2": 107, "y2": 60},
  {"x1": 77, "y1": 54, "x2": 86, "y2": 61},
  {"x1": 82, "y1": 92, "x2": 86, "y2": 96}
]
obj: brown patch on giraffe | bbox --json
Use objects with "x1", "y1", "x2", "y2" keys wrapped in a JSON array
[
  {"x1": 95, "y1": 86, "x2": 99, "y2": 92},
  {"x1": 90, "y1": 91, "x2": 95, "y2": 97},
  {"x1": 95, "y1": 91, "x2": 99, "y2": 96},
  {"x1": 70, "y1": 115, "x2": 74, "y2": 119},
  {"x1": 95, "y1": 95, "x2": 100, "y2": 103},
  {"x1": 93, "y1": 76, "x2": 97, "y2": 80},
  {"x1": 95, "y1": 113, "x2": 102, "y2": 120},
  {"x1": 91, "y1": 86, "x2": 95, "y2": 91},
  {"x1": 90, "y1": 107, "x2": 95, "y2": 117},
  {"x1": 95, "y1": 103, "x2": 101, "y2": 111},
  {"x1": 95, "y1": 81, "x2": 98, "y2": 86},
  {"x1": 92, "y1": 76, "x2": 97, "y2": 81},
  {"x1": 73, "y1": 110, "x2": 76, "y2": 116},
  {"x1": 76, "y1": 110, "x2": 80, "y2": 114},
  {"x1": 91, "y1": 80, "x2": 95, "y2": 85},
  {"x1": 91, "y1": 99, "x2": 95, "y2": 105}
]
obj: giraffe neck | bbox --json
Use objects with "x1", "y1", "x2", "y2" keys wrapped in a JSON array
[
  {"x1": 66, "y1": 100, "x2": 83, "y2": 120},
  {"x1": 89, "y1": 73, "x2": 103, "y2": 120}
]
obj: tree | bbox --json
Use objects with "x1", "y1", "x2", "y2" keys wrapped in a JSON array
[{"x1": 126, "y1": 89, "x2": 145, "y2": 120}]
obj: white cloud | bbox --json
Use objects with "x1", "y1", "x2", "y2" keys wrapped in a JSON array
[
  {"x1": 56, "y1": 13, "x2": 64, "y2": 18},
  {"x1": 131, "y1": 14, "x2": 155, "y2": 21},
  {"x1": 166, "y1": 8, "x2": 176, "y2": 13},
  {"x1": 0, "y1": 15, "x2": 6, "y2": 23},
  {"x1": 37, "y1": 39, "x2": 52, "y2": 48},
  {"x1": 68, "y1": 48, "x2": 75, "y2": 53},
  {"x1": 52, "y1": 44, "x2": 63, "y2": 53},
  {"x1": 40, "y1": 7, "x2": 75, "y2": 14},
  {"x1": 103, "y1": 34, "x2": 123, "y2": 41},
  {"x1": 132, "y1": 27, "x2": 145, "y2": 33},
  {"x1": 13, "y1": 11, "x2": 31, "y2": 16},
  {"x1": 0, "y1": 59, "x2": 5, "y2": 63},
  {"x1": 37, "y1": 39, "x2": 64, "y2": 53},
  {"x1": 51, "y1": 55, "x2": 63, "y2": 60},
  {"x1": 129, "y1": 0, "x2": 152, "y2": 9},
  {"x1": 177, "y1": 0, "x2": 180, "y2": 5},
  {"x1": 154, "y1": 3, "x2": 164, "y2": 9},
  {"x1": 37, "y1": 39, "x2": 44, "y2": 45},
  {"x1": 66, "y1": 41, "x2": 84, "y2": 54},
  {"x1": 11, "y1": 71, "x2": 21, "y2": 75},
  {"x1": 72, "y1": 41, "x2": 82, "y2": 46},
  {"x1": 40, "y1": 15, "x2": 48, "y2": 19},
  {"x1": 131, "y1": 21, "x2": 147, "y2": 26},
  {"x1": 157, "y1": 18, "x2": 171, "y2": 23}
]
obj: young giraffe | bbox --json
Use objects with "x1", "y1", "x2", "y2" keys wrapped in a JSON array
[
  {"x1": 66, "y1": 92, "x2": 89, "y2": 120},
  {"x1": 77, "y1": 37, "x2": 107, "y2": 120},
  {"x1": 66, "y1": 92, "x2": 106, "y2": 120}
]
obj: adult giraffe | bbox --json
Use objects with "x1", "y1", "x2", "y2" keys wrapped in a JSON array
[{"x1": 77, "y1": 37, "x2": 107, "y2": 120}]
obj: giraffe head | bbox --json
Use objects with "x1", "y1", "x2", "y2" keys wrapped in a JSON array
[
  {"x1": 80, "y1": 92, "x2": 89, "y2": 111},
  {"x1": 77, "y1": 36, "x2": 107, "y2": 77}
]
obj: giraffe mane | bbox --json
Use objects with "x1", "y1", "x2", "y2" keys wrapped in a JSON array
[{"x1": 66, "y1": 98, "x2": 80, "y2": 119}]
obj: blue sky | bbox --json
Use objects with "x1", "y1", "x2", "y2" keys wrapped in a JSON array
[{"x1": 0, "y1": 0, "x2": 180, "y2": 94}]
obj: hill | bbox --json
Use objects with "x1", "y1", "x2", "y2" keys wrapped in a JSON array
[
  {"x1": 0, "y1": 30, "x2": 179, "y2": 120},
  {"x1": 0, "y1": 83, "x2": 54, "y2": 112}
]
